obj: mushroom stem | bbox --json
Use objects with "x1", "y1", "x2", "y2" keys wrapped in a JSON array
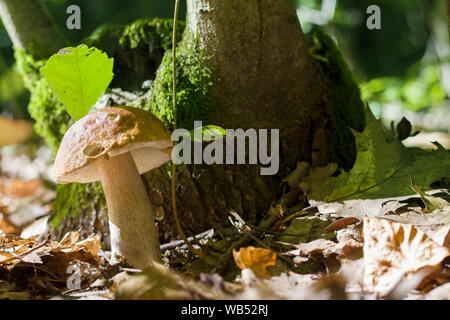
[{"x1": 96, "y1": 152, "x2": 161, "y2": 268}]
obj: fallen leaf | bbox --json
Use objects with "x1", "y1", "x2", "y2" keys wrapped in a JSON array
[
  {"x1": 301, "y1": 108, "x2": 450, "y2": 201},
  {"x1": 410, "y1": 180, "x2": 450, "y2": 213},
  {"x1": 363, "y1": 217, "x2": 450, "y2": 296},
  {"x1": 114, "y1": 263, "x2": 227, "y2": 300},
  {"x1": 324, "y1": 217, "x2": 360, "y2": 232},
  {"x1": 233, "y1": 247, "x2": 277, "y2": 278},
  {"x1": 4, "y1": 179, "x2": 42, "y2": 199},
  {"x1": 0, "y1": 214, "x2": 21, "y2": 235},
  {"x1": 424, "y1": 283, "x2": 450, "y2": 300}
]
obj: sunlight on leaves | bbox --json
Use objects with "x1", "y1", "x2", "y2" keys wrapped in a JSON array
[{"x1": 40, "y1": 45, "x2": 114, "y2": 120}]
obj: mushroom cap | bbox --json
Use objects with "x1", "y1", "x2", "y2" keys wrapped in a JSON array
[
  {"x1": 0, "y1": 116, "x2": 33, "y2": 146},
  {"x1": 54, "y1": 106, "x2": 173, "y2": 184}
]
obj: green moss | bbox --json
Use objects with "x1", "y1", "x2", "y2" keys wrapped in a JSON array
[
  {"x1": 145, "y1": 35, "x2": 214, "y2": 130},
  {"x1": 15, "y1": 49, "x2": 73, "y2": 152},
  {"x1": 119, "y1": 18, "x2": 183, "y2": 51},
  {"x1": 85, "y1": 18, "x2": 185, "y2": 91},
  {"x1": 50, "y1": 182, "x2": 106, "y2": 230},
  {"x1": 308, "y1": 28, "x2": 366, "y2": 170}
]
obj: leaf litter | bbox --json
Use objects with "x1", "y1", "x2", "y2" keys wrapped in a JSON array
[{"x1": 0, "y1": 111, "x2": 449, "y2": 300}]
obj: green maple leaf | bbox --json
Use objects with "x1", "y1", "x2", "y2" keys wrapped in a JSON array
[
  {"x1": 40, "y1": 45, "x2": 114, "y2": 120},
  {"x1": 303, "y1": 108, "x2": 450, "y2": 201}
]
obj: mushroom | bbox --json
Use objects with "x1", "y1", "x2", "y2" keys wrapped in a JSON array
[
  {"x1": 0, "y1": 116, "x2": 33, "y2": 175},
  {"x1": 54, "y1": 106, "x2": 173, "y2": 269}
]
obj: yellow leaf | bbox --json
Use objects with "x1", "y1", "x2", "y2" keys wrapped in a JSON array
[{"x1": 233, "y1": 246, "x2": 277, "y2": 278}]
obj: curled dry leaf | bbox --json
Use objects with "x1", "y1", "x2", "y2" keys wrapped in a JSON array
[
  {"x1": 363, "y1": 217, "x2": 450, "y2": 296},
  {"x1": 324, "y1": 217, "x2": 360, "y2": 232},
  {"x1": 0, "y1": 231, "x2": 102, "y2": 294},
  {"x1": 233, "y1": 247, "x2": 277, "y2": 278}
]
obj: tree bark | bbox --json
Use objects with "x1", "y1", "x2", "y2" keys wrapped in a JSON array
[
  {"x1": 0, "y1": 0, "x2": 66, "y2": 59},
  {"x1": 146, "y1": 0, "x2": 364, "y2": 238},
  {"x1": 186, "y1": 0, "x2": 320, "y2": 132}
]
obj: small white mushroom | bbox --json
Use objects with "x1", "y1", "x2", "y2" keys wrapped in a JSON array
[{"x1": 54, "y1": 106, "x2": 173, "y2": 269}]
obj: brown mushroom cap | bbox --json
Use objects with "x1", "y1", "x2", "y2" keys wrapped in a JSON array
[{"x1": 54, "y1": 106, "x2": 173, "y2": 184}]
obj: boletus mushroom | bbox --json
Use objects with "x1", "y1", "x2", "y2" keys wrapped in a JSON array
[{"x1": 54, "y1": 106, "x2": 173, "y2": 269}]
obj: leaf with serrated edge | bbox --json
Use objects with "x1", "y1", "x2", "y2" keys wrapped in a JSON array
[
  {"x1": 303, "y1": 108, "x2": 450, "y2": 201},
  {"x1": 41, "y1": 45, "x2": 114, "y2": 120}
]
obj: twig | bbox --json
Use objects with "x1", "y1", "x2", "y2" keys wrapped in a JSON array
[
  {"x1": 0, "y1": 235, "x2": 50, "y2": 266},
  {"x1": 160, "y1": 229, "x2": 214, "y2": 251},
  {"x1": 229, "y1": 211, "x2": 291, "y2": 264}
]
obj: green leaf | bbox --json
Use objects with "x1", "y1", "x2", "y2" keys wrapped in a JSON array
[
  {"x1": 189, "y1": 125, "x2": 226, "y2": 142},
  {"x1": 302, "y1": 108, "x2": 450, "y2": 201},
  {"x1": 40, "y1": 45, "x2": 114, "y2": 120}
]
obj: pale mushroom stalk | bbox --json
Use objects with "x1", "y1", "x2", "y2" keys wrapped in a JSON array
[{"x1": 97, "y1": 152, "x2": 161, "y2": 267}]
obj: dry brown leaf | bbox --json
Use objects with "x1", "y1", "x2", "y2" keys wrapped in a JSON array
[
  {"x1": 363, "y1": 217, "x2": 450, "y2": 296},
  {"x1": 4, "y1": 179, "x2": 42, "y2": 199},
  {"x1": 381, "y1": 210, "x2": 450, "y2": 248},
  {"x1": 233, "y1": 247, "x2": 277, "y2": 278},
  {"x1": 0, "y1": 214, "x2": 21, "y2": 235},
  {"x1": 286, "y1": 238, "x2": 362, "y2": 260},
  {"x1": 324, "y1": 217, "x2": 360, "y2": 232}
]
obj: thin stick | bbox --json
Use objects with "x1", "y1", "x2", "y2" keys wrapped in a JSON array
[
  {"x1": 160, "y1": 229, "x2": 214, "y2": 251},
  {"x1": 171, "y1": 0, "x2": 204, "y2": 258}
]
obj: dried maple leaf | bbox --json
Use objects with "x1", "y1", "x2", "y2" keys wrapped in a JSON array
[
  {"x1": 363, "y1": 217, "x2": 450, "y2": 296},
  {"x1": 233, "y1": 246, "x2": 277, "y2": 278}
]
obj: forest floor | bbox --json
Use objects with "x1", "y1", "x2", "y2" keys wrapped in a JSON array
[{"x1": 0, "y1": 130, "x2": 450, "y2": 300}]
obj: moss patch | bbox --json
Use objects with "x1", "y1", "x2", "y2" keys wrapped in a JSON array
[
  {"x1": 15, "y1": 49, "x2": 73, "y2": 153},
  {"x1": 308, "y1": 28, "x2": 366, "y2": 170},
  {"x1": 85, "y1": 18, "x2": 185, "y2": 91},
  {"x1": 50, "y1": 182, "x2": 106, "y2": 230},
  {"x1": 145, "y1": 35, "x2": 214, "y2": 130}
]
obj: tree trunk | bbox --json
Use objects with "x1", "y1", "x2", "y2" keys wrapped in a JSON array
[
  {"x1": 145, "y1": 0, "x2": 365, "y2": 238},
  {"x1": 185, "y1": 0, "x2": 320, "y2": 132},
  {"x1": 0, "y1": 0, "x2": 66, "y2": 59}
]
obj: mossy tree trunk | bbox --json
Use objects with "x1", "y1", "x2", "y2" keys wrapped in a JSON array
[
  {"x1": 185, "y1": 0, "x2": 319, "y2": 132},
  {"x1": 0, "y1": 0, "x2": 66, "y2": 59},
  {"x1": 146, "y1": 0, "x2": 365, "y2": 239}
]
